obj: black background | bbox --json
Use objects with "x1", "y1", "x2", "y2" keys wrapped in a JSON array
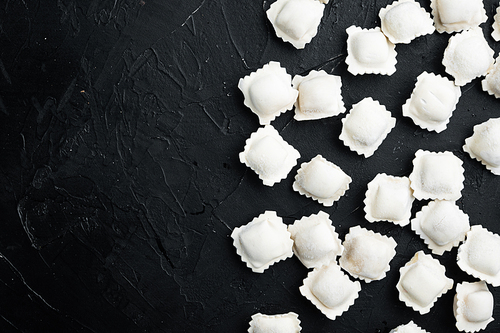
[{"x1": 1, "y1": 0, "x2": 500, "y2": 332}]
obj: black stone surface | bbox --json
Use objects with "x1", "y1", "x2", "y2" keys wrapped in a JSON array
[{"x1": 1, "y1": 0, "x2": 500, "y2": 332}]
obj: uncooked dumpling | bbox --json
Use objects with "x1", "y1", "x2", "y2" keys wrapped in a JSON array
[{"x1": 463, "y1": 117, "x2": 500, "y2": 175}]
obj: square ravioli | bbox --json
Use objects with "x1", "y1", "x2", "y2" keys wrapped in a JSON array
[
  {"x1": 364, "y1": 173, "x2": 414, "y2": 226},
  {"x1": 379, "y1": 0, "x2": 435, "y2": 44},
  {"x1": 238, "y1": 61, "x2": 298, "y2": 125},
  {"x1": 345, "y1": 26, "x2": 397, "y2": 75},
  {"x1": 457, "y1": 225, "x2": 500, "y2": 286},
  {"x1": 402, "y1": 72, "x2": 461, "y2": 133},
  {"x1": 288, "y1": 211, "x2": 343, "y2": 268},
  {"x1": 463, "y1": 117, "x2": 500, "y2": 175},
  {"x1": 442, "y1": 28, "x2": 494, "y2": 86},
  {"x1": 397, "y1": 250, "x2": 454, "y2": 314},
  {"x1": 339, "y1": 97, "x2": 396, "y2": 157},
  {"x1": 240, "y1": 125, "x2": 300, "y2": 186},
  {"x1": 292, "y1": 154, "x2": 351, "y2": 206},
  {"x1": 231, "y1": 211, "x2": 293, "y2": 273},
  {"x1": 431, "y1": 0, "x2": 487, "y2": 34},
  {"x1": 267, "y1": 0, "x2": 325, "y2": 49},
  {"x1": 299, "y1": 262, "x2": 361, "y2": 320},
  {"x1": 409, "y1": 150, "x2": 464, "y2": 201},
  {"x1": 454, "y1": 281, "x2": 494, "y2": 333},
  {"x1": 292, "y1": 70, "x2": 345, "y2": 121},
  {"x1": 482, "y1": 57, "x2": 500, "y2": 99},
  {"x1": 411, "y1": 200, "x2": 470, "y2": 255},
  {"x1": 248, "y1": 312, "x2": 301, "y2": 333},
  {"x1": 339, "y1": 226, "x2": 397, "y2": 283},
  {"x1": 493, "y1": 6, "x2": 500, "y2": 41},
  {"x1": 390, "y1": 321, "x2": 429, "y2": 333}
]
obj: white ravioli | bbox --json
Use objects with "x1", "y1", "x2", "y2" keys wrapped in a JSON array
[
  {"x1": 238, "y1": 61, "x2": 298, "y2": 124},
  {"x1": 463, "y1": 117, "x2": 500, "y2": 175},
  {"x1": 442, "y1": 28, "x2": 494, "y2": 86},
  {"x1": 411, "y1": 200, "x2": 470, "y2": 255},
  {"x1": 240, "y1": 125, "x2": 300, "y2": 186},
  {"x1": 288, "y1": 211, "x2": 343, "y2": 268},
  {"x1": 402, "y1": 72, "x2": 461, "y2": 133},
  {"x1": 430, "y1": 0, "x2": 487, "y2": 34},
  {"x1": 339, "y1": 226, "x2": 397, "y2": 283},
  {"x1": 267, "y1": 0, "x2": 324, "y2": 49},
  {"x1": 493, "y1": 6, "x2": 500, "y2": 41},
  {"x1": 339, "y1": 97, "x2": 396, "y2": 157},
  {"x1": 299, "y1": 262, "x2": 361, "y2": 320},
  {"x1": 364, "y1": 173, "x2": 414, "y2": 226},
  {"x1": 390, "y1": 321, "x2": 430, "y2": 333},
  {"x1": 457, "y1": 225, "x2": 500, "y2": 286},
  {"x1": 248, "y1": 312, "x2": 302, "y2": 333},
  {"x1": 409, "y1": 150, "x2": 464, "y2": 201},
  {"x1": 454, "y1": 281, "x2": 494, "y2": 333},
  {"x1": 346, "y1": 26, "x2": 397, "y2": 75},
  {"x1": 293, "y1": 155, "x2": 351, "y2": 206},
  {"x1": 292, "y1": 70, "x2": 345, "y2": 121},
  {"x1": 397, "y1": 250, "x2": 454, "y2": 314},
  {"x1": 231, "y1": 211, "x2": 293, "y2": 273},
  {"x1": 379, "y1": 0, "x2": 435, "y2": 44},
  {"x1": 482, "y1": 58, "x2": 500, "y2": 99}
]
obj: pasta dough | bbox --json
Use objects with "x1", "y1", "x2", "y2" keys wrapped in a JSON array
[
  {"x1": 379, "y1": 0, "x2": 434, "y2": 44},
  {"x1": 248, "y1": 312, "x2": 302, "y2": 333},
  {"x1": 240, "y1": 125, "x2": 301, "y2": 186},
  {"x1": 339, "y1": 226, "x2": 397, "y2": 283},
  {"x1": 430, "y1": 0, "x2": 487, "y2": 33},
  {"x1": 267, "y1": 0, "x2": 325, "y2": 49},
  {"x1": 339, "y1": 97, "x2": 396, "y2": 157},
  {"x1": 238, "y1": 61, "x2": 298, "y2": 124},
  {"x1": 397, "y1": 250, "x2": 453, "y2": 314},
  {"x1": 409, "y1": 150, "x2": 464, "y2": 201},
  {"x1": 345, "y1": 26, "x2": 397, "y2": 75},
  {"x1": 454, "y1": 281, "x2": 494, "y2": 333},
  {"x1": 293, "y1": 154, "x2": 351, "y2": 206},
  {"x1": 457, "y1": 225, "x2": 500, "y2": 286},
  {"x1": 231, "y1": 211, "x2": 293, "y2": 273},
  {"x1": 463, "y1": 117, "x2": 500, "y2": 175},
  {"x1": 299, "y1": 262, "x2": 361, "y2": 320},
  {"x1": 402, "y1": 72, "x2": 461, "y2": 133},
  {"x1": 364, "y1": 173, "x2": 414, "y2": 226},
  {"x1": 411, "y1": 200, "x2": 470, "y2": 255},
  {"x1": 292, "y1": 70, "x2": 345, "y2": 121},
  {"x1": 288, "y1": 211, "x2": 343, "y2": 268}
]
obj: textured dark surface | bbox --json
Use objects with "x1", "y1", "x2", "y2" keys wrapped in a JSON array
[{"x1": 1, "y1": 0, "x2": 500, "y2": 332}]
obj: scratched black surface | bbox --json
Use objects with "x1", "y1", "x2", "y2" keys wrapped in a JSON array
[{"x1": 1, "y1": 0, "x2": 500, "y2": 332}]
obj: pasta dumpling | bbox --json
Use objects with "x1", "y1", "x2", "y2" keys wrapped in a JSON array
[{"x1": 463, "y1": 117, "x2": 500, "y2": 175}]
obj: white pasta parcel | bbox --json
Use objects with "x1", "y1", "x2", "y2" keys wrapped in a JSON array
[
  {"x1": 454, "y1": 281, "x2": 494, "y2": 333},
  {"x1": 248, "y1": 312, "x2": 301, "y2": 333},
  {"x1": 430, "y1": 0, "x2": 487, "y2": 34},
  {"x1": 463, "y1": 117, "x2": 500, "y2": 175}
]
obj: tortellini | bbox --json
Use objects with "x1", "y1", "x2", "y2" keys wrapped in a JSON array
[
  {"x1": 248, "y1": 312, "x2": 302, "y2": 333},
  {"x1": 463, "y1": 117, "x2": 500, "y2": 175},
  {"x1": 231, "y1": 211, "x2": 293, "y2": 273}
]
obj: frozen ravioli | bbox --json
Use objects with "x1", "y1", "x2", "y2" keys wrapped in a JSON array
[
  {"x1": 402, "y1": 72, "x2": 461, "y2": 133},
  {"x1": 493, "y1": 6, "x2": 500, "y2": 41},
  {"x1": 364, "y1": 173, "x2": 414, "y2": 226},
  {"x1": 339, "y1": 226, "x2": 397, "y2": 283},
  {"x1": 293, "y1": 154, "x2": 351, "y2": 206},
  {"x1": 231, "y1": 211, "x2": 293, "y2": 273},
  {"x1": 409, "y1": 150, "x2": 464, "y2": 201},
  {"x1": 390, "y1": 321, "x2": 430, "y2": 333},
  {"x1": 248, "y1": 312, "x2": 301, "y2": 333},
  {"x1": 463, "y1": 117, "x2": 500, "y2": 175},
  {"x1": 482, "y1": 58, "x2": 500, "y2": 99},
  {"x1": 288, "y1": 211, "x2": 343, "y2": 268},
  {"x1": 379, "y1": 0, "x2": 434, "y2": 44},
  {"x1": 411, "y1": 200, "x2": 470, "y2": 255},
  {"x1": 299, "y1": 262, "x2": 361, "y2": 320},
  {"x1": 346, "y1": 26, "x2": 397, "y2": 75},
  {"x1": 339, "y1": 97, "x2": 396, "y2": 157},
  {"x1": 397, "y1": 250, "x2": 454, "y2": 314},
  {"x1": 267, "y1": 0, "x2": 325, "y2": 49},
  {"x1": 431, "y1": 0, "x2": 487, "y2": 33},
  {"x1": 292, "y1": 70, "x2": 345, "y2": 121},
  {"x1": 240, "y1": 125, "x2": 300, "y2": 186},
  {"x1": 454, "y1": 281, "x2": 494, "y2": 333},
  {"x1": 238, "y1": 61, "x2": 298, "y2": 124},
  {"x1": 457, "y1": 225, "x2": 500, "y2": 286},
  {"x1": 442, "y1": 28, "x2": 494, "y2": 86}
]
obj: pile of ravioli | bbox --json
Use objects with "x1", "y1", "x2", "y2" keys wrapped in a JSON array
[{"x1": 231, "y1": 0, "x2": 500, "y2": 332}]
